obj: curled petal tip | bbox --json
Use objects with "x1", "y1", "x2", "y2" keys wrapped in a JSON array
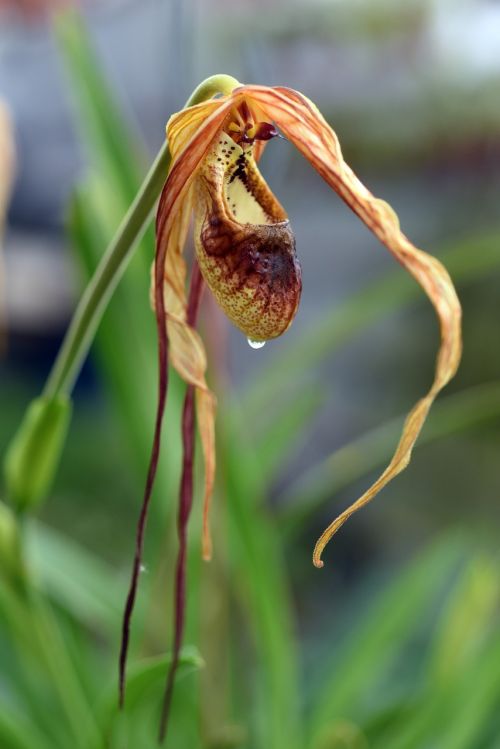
[{"x1": 313, "y1": 530, "x2": 326, "y2": 567}]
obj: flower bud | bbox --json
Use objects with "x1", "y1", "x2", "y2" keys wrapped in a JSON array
[{"x1": 4, "y1": 395, "x2": 72, "y2": 512}]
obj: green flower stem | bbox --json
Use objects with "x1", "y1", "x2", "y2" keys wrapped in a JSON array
[
  {"x1": 44, "y1": 73, "x2": 240, "y2": 399},
  {"x1": 44, "y1": 141, "x2": 170, "y2": 397}
]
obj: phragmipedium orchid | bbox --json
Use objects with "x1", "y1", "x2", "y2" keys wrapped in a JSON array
[{"x1": 119, "y1": 78, "x2": 462, "y2": 742}]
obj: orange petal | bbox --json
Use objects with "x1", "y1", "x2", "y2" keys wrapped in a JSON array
[
  {"x1": 166, "y1": 315, "x2": 207, "y2": 388},
  {"x1": 156, "y1": 97, "x2": 235, "y2": 245},
  {"x1": 246, "y1": 85, "x2": 462, "y2": 567},
  {"x1": 167, "y1": 98, "x2": 232, "y2": 159},
  {"x1": 155, "y1": 99, "x2": 236, "y2": 558},
  {"x1": 151, "y1": 186, "x2": 192, "y2": 318}
]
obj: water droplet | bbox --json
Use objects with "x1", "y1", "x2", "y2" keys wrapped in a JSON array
[
  {"x1": 247, "y1": 338, "x2": 266, "y2": 350},
  {"x1": 140, "y1": 564, "x2": 148, "y2": 574}
]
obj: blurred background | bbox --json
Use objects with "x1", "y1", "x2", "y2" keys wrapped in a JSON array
[{"x1": 0, "y1": 1, "x2": 500, "y2": 748}]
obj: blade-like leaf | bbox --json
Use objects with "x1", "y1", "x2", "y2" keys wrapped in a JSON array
[
  {"x1": 26, "y1": 521, "x2": 121, "y2": 633},
  {"x1": 0, "y1": 711, "x2": 53, "y2": 749},
  {"x1": 251, "y1": 384, "x2": 324, "y2": 483},
  {"x1": 54, "y1": 9, "x2": 148, "y2": 202},
  {"x1": 218, "y1": 403, "x2": 302, "y2": 749},
  {"x1": 378, "y1": 554, "x2": 500, "y2": 749},
  {"x1": 309, "y1": 534, "x2": 464, "y2": 741},
  {"x1": 100, "y1": 647, "x2": 203, "y2": 718}
]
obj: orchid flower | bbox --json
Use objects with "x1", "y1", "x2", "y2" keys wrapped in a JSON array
[{"x1": 119, "y1": 80, "x2": 462, "y2": 742}]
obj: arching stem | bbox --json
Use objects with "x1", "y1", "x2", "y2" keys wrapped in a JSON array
[{"x1": 44, "y1": 74, "x2": 240, "y2": 400}]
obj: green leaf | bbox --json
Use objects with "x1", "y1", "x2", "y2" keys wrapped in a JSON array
[
  {"x1": 434, "y1": 628, "x2": 500, "y2": 749},
  {"x1": 251, "y1": 384, "x2": 324, "y2": 482},
  {"x1": 379, "y1": 553, "x2": 500, "y2": 749},
  {"x1": 218, "y1": 403, "x2": 302, "y2": 749},
  {"x1": 0, "y1": 710, "x2": 53, "y2": 749},
  {"x1": 309, "y1": 534, "x2": 464, "y2": 742},
  {"x1": 111, "y1": 647, "x2": 203, "y2": 714},
  {"x1": 96, "y1": 649, "x2": 203, "y2": 749},
  {"x1": 0, "y1": 581, "x2": 99, "y2": 749},
  {"x1": 311, "y1": 720, "x2": 369, "y2": 749},
  {"x1": 53, "y1": 8, "x2": 147, "y2": 202},
  {"x1": 26, "y1": 521, "x2": 121, "y2": 633},
  {"x1": 429, "y1": 554, "x2": 499, "y2": 683}
]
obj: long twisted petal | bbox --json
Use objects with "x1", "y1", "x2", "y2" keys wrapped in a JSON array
[{"x1": 247, "y1": 85, "x2": 462, "y2": 567}]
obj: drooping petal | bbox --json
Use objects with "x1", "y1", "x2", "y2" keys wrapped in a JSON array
[
  {"x1": 153, "y1": 98, "x2": 237, "y2": 559},
  {"x1": 245, "y1": 85, "x2": 462, "y2": 567},
  {"x1": 121, "y1": 101, "x2": 238, "y2": 690},
  {"x1": 153, "y1": 185, "x2": 192, "y2": 319}
]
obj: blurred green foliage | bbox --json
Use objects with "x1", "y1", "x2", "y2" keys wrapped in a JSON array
[{"x1": 1, "y1": 9, "x2": 499, "y2": 749}]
